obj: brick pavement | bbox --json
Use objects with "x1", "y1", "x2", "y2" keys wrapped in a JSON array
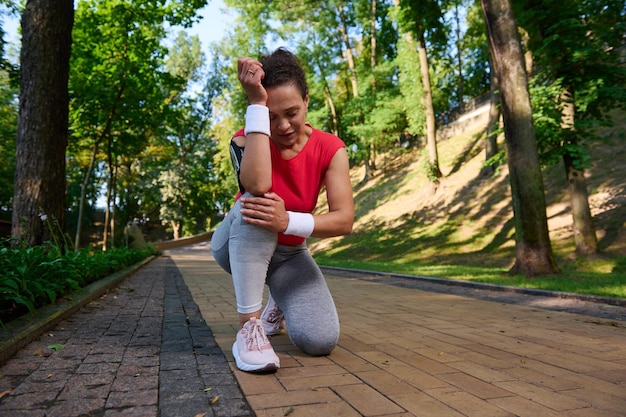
[
  {"x1": 0, "y1": 256, "x2": 252, "y2": 417},
  {"x1": 171, "y1": 241, "x2": 626, "y2": 417},
  {"x1": 0, "y1": 240, "x2": 625, "y2": 416}
]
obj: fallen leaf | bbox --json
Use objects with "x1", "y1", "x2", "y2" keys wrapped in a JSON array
[
  {"x1": 211, "y1": 395, "x2": 220, "y2": 404},
  {"x1": 193, "y1": 413, "x2": 207, "y2": 417},
  {"x1": 284, "y1": 406, "x2": 295, "y2": 416},
  {"x1": 47, "y1": 344, "x2": 65, "y2": 351},
  {"x1": 33, "y1": 348, "x2": 42, "y2": 356},
  {"x1": 0, "y1": 389, "x2": 11, "y2": 399},
  {"x1": 46, "y1": 374, "x2": 53, "y2": 379},
  {"x1": 203, "y1": 387, "x2": 213, "y2": 392}
]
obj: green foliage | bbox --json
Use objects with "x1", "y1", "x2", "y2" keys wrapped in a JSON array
[
  {"x1": 396, "y1": 36, "x2": 425, "y2": 136},
  {"x1": 0, "y1": 66, "x2": 16, "y2": 218},
  {"x1": 0, "y1": 239, "x2": 156, "y2": 324},
  {"x1": 517, "y1": 0, "x2": 626, "y2": 170}
]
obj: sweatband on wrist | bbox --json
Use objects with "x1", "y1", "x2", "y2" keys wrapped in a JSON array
[
  {"x1": 284, "y1": 211, "x2": 314, "y2": 238},
  {"x1": 244, "y1": 104, "x2": 270, "y2": 136}
]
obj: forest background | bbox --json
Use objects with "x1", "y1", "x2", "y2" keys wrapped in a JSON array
[{"x1": 1, "y1": 0, "x2": 625, "y2": 286}]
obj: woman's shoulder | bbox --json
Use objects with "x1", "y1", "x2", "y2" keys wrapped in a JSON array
[{"x1": 310, "y1": 126, "x2": 345, "y2": 147}]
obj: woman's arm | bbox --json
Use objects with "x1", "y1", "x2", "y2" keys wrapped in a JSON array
[
  {"x1": 239, "y1": 132, "x2": 272, "y2": 196},
  {"x1": 311, "y1": 147, "x2": 354, "y2": 238},
  {"x1": 239, "y1": 147, "x2": 353, "y2": 237},
  {"x1": 237, "y1": 57, "x2": 272, "y2": 195}
]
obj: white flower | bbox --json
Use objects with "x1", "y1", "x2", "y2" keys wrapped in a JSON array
[{"x1": 39, "y1": 213, "x2": 48, "y2": 221}]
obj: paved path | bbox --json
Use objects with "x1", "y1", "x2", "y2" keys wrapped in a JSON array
[{"x1": 1, "y1": 240, "x2": 625, "y2": 416}]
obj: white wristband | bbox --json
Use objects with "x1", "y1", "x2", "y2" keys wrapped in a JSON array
[
  {"x1": 244, "y1": 104, "x2": 270, "y2": 136},
  {"x1": 284, "y1": 211, "x2": 314, "y2": 238}
]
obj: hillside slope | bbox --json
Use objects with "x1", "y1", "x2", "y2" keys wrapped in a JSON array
[{"x1": 310, "y1": 109, "x2": 626, "y2": 271}]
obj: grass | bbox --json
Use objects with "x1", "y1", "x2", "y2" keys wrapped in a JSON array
[{"x1": 313, "y1": 255, "x2": 626, "y2": 299}]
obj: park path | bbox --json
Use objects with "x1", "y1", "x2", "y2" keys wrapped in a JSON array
[
  {"x1": 0, "y1": 239, "x2": 624, "y2": 416},
  {"x1": 171, "y1": 241, "x2": 626, "y2": 417}
]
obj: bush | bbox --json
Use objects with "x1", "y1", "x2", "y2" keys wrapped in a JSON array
[{"x1": 0, "y1": 239, "x2": 156, "y2": 325}]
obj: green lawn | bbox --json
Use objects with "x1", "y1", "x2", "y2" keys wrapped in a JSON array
[{"x1": 313, "y1": 255, "x2": 626, "y2": 299}]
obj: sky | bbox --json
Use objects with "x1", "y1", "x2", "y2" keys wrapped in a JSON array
[{"x1": 173, "y1": 0, "x2": 236, "y2": 59}]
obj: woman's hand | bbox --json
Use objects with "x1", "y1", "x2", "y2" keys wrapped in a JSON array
[
  {"x1": 240, "y1": 192, "x2": 289, "y2": 233},
  {"x1": 237, "y1": 57, "x2": 267, "y2": 105}
]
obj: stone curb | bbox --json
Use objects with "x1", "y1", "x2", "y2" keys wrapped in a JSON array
[
  {"x1": 320, "y1": 266, "x2": 626, "y2": 307},
  {"x1": 0, "y1": 255, "x2": 155, "y2": 365},
  {"x1": 154, "y1": 232, "x2": 213, "y2": 251}
]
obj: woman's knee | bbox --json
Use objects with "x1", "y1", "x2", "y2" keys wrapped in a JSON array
[{"x1": 290, "y1": 327, "x2": 339, "y2": 356}]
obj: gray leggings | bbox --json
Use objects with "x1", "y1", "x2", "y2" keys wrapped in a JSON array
[{"x1": 211, "y1": 195, "x2": 340, "y2": 355}]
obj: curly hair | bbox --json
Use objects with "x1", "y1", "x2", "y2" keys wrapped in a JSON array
[{"x1": 259, "y1": 47, "x2": 308, "y2": 99}]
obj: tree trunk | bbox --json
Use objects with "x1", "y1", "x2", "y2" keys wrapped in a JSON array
[
  {"x1": 102, "y1": 172, "x2": 112, "y2": 251},
  {"x1": 563, "y1": 154, "x2": 597, "y2": 255},
  {"x1": 454, "y1": 3, "x2": 464, "y2": 107},
  {"x1": 171, "y1": 220, "x2": 181, "y2": 240},
  {"x1": 75, "y1": 74, "x2": 125, "y2": 249},
  {"x1": 337, "y1": 3, "x2": 358, "y2": 99},
  {"x1": 12, "y1": 0, "x2": 74, "y2": 246},
  {"x1": 324, "y1": 87, "x2": 339, "y2": 136},
  {"x1": 370, "y1": 0, "x2": 377, "y2": 70},
  {"x1": 481, "y1": 0, "x2": 559, "y2": 276},
  {"x1": 74, "y1": 140, "x2": 100, "y2": 249},
  {"x1": 481, "y1": 67, "x2": 500, "y2": 177},
  {"x1": 560, "y1": 88, "x2": 598, "y2": 255},
  {"x1": 417, "y1": 31, "x2": 442, "y2": 181}
]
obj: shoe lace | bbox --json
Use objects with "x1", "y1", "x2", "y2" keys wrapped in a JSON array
[
  {"x1": 266, "y1": 305, "x2": 283, "y2": 324},
  {"x1": 245, "y1": 320, "x2": 270, "y2": 351}
]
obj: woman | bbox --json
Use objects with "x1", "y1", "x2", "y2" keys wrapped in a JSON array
[{"x1": 211, "y1": 48, "x2": 354, "y2": 373}]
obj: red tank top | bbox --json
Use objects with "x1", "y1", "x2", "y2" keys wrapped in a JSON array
[{"x1": 232, "y1": 126, "x2": 345, "y2": 245}]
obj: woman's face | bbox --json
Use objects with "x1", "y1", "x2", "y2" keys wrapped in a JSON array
[{"x1": 266, "y1": 84, "x2": 309, "y2": 146}]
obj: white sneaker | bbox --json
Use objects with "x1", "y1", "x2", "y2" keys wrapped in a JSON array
[
  {"x1": 261, "y1": 292, "x2": 285, "y2": 336},
  {"x1": 232, "y1": 317, "x2": 280, "y2": 372}
]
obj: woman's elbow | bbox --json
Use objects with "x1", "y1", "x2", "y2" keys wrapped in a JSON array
[
  {"x1": 241, "y1": 179, "x2": 272, "y2": 196},
  {"x1": 340, "y1": 214, "x2": 354, "y2": 235}
]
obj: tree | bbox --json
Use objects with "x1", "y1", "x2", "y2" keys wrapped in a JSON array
[
  {"x1": 68, "y1": 0, "x2": 207, "y2": 249},
  {"x1": 0, "y1": 5, "x2": 18, "y2": 219},
  {"x1": 395, "y1": 0, "x2": 445, "y2": 182},
  {"x1": 0, "y1": 67, "x2": 17, "y2": 218},
  {"x1": 516, "y1": 0, "x2": 626, "y2": 255},
  {"x1": 481, "y1": 0, "x2": 559, "y2": 276},
  {"x1": 12, "y1": 0, "x2": 74, "y2": 246}
]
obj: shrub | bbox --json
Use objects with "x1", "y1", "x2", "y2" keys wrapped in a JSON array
[{"x1": 0, "y1": 239, "x2": 156, "y2": 325}]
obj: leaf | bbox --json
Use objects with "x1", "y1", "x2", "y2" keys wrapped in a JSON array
[
  {"x1": 211, "y1": 395, "x2": 220, "y2": 404},
  {"x1": 33, "y1": 348, "x2": 42, "y2": 356},
  {"x1": 0, "y1": 389, "x2": 12, "y2": 399},
  {"x1": 47, "y1": 344, "x2": 65, "y2": 351},
  {"x1": 193, "y1": 414, "x2": 206, "y2": 417},
  {"x1": 203, "y1": 387, "x2": 213, "y2": 392},
  {"x1": 284, "y1": 406, "x2": 295, "y2": 416}
]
